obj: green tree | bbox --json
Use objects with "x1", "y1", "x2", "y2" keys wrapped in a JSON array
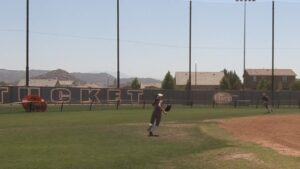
[
  {"x1": 290, "y1": 81, "x2": 300, "y2": 90},
  {"x1": 220, "y1": 69, "x2": 242, "y2": 90},
  {"x1": 0, "y1": 81, "x2": 8, "y2": 86},
  {"x1": 131, "y1": 78, "x2": 141, "y2": 89},
  {"x1": 256, "y1": 79, "x2": 271, "y2": 91},
  {"x1": 162, "y1": 71, "x2": 175, "y2": 90}
]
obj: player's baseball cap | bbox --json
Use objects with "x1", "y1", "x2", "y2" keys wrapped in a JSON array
[{"x1": 157, "y1": 93, "x2": 164, "y2": 97}]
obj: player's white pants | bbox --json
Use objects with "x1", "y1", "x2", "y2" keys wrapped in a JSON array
[{"x1": 150, "y1": 121, "x2": 157, "y2": 133}]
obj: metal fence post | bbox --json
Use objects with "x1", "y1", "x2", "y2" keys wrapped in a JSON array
[
  {"x1": 60, "y1": 101, "x2": 64, "y2": 112},
  {"x1": 256, "y1": 99, "x2": 259, "y2": 108},
  {"x1": 116, "y1": 100, "x2": 120, "y2": 110},
  {"x1": 89, "y1": 99, "x2": 95, "y2": 111},
  {"x1": 143, "y1": 100, "x2": 146, "y2": 109}
]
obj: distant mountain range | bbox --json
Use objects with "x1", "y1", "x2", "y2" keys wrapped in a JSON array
[
  {"x1": 0, "y1": 69, "x2": 161, "y2": 87},
  {"x1": 0, "y1": 69, "x2": 48, "y2": 84}
]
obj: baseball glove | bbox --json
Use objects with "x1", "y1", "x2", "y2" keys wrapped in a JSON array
[{"x1": 164, "y1": 104, "x2": 172, "y2": 112}]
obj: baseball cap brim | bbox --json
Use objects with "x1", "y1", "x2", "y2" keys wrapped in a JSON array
[{"x1": 157, "y1": 93, "x2": 164, "y2": 97}]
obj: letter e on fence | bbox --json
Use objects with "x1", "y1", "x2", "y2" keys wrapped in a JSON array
[{"x1": 107, "y1": 89, "x2": 121, "y2": 103}]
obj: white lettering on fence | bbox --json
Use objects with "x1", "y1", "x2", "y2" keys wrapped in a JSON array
[
  {"x1": 0, "y1": 87, "x2": 8, "y2": 104},
  {"x1": 18, "y1": 87, "x2": 41, "y2": 101},
  {"x1": 127, "y1": 90, "x2": 143, "y2": 104},
  {"x1": 51, "y1": 88, "x2": 71, "y2": 103},
  {"x1": 80, "y1": 89, "x2": 101, "y2": 103},
  {"x1": 107, "y1": 89, "x2": 121, "y2": 103}
]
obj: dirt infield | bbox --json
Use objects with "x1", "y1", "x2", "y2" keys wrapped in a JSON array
[{"x1": 219, "y1": 114, "x2": 300, "y2": 156}]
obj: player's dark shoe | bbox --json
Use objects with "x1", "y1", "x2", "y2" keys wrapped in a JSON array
[
  {"x1": 148, "y1": 132, "x2": 159, "y2": 137},
  {"x1": 149, "y1": 132, "x2": 154, "y2": 137}
]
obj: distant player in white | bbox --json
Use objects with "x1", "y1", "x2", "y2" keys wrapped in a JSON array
[{"x1": 147, "y1": 93, "x2": 167, "y2": 137}]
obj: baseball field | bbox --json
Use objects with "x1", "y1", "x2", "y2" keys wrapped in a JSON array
[{"x1": 0, "y1": 105, "x2": 299, "y2": 169}]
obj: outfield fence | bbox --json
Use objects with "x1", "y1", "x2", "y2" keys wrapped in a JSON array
[{"x1": 1, "y1": 86, "x2": 300, "y2": 110}]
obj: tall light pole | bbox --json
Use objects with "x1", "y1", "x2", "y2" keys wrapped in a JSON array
[
  {"x1": 271, "y1": 0, "x2": 275, "y2": 103},
  {"x1": 117, "y1": 0, "x2": 120, "y2": 89},
  {"x1": 188, "y1": 0, "x2": 192, "y2": 103},
  {"x1": 195, "y1": 60, "x2": 197, "y2": 89},
  {"x1": 26, "y1": 0, "x2": 30, "y2": 87},
  {"x1": 235, "y1": 0, "x2": 255, "y2": 89}
]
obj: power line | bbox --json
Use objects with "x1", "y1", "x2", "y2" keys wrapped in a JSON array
[{"x1": 1, "y1": 29, "x2": 300, "y2": 50}]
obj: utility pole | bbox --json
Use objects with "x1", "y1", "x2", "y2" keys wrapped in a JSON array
[
  {"x1": 271, "y1": 0, "x2": 275, "y2": 103},
  {"x1": 117, "y1": 0, "x2": 120, "y2": 89},
  {"x1": 243, "y1": 0, "x2": 246, "y2": 86},
  {"x1": 188, "y1": 0, "x2": 192, "y2": 104},
  {"x1": 26, "y1": 0, "x2": 30, "y2": 87},
  {"x1": 195, "y1": 61, "x2": 197, "y2": 88},
  {"x1": 235, "y1": 0, "x2": 255, "y2": 93}
]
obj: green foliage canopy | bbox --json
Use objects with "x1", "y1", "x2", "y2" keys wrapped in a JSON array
[
  {"x1": 220, "y1": 69, "x2": 242, "y2": 90},
  {"x1": 162, "y1": 71, "x2": 175, "y2": 89},
  {"x1": 256, "y1": 79, "x2": 271, "y2": 91},
  {"x1": 0, "y1": 81, "x2": 8, "y2": 86},
  {"x1": 290, "y1": 81, "x2": 300, "y2": 90},
  {"x1": 131, "y1": 78, "x2": 141, "y2": 89}
]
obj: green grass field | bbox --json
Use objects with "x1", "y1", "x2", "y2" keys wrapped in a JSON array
[{"x1": 0, "y1": 105, "x2": 299, "y2": 169}]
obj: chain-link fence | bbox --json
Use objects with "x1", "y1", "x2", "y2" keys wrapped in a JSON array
[{"x1": 1, "y1": 86, "x2": 300, "y2": 110}]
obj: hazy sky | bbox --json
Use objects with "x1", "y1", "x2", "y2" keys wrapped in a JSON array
[{"x1": 1, "y1": 0, "x2": 300, "y2": 80}]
